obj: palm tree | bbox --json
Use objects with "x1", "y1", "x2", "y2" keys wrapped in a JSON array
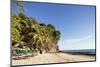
[{"x1": 11, "y1": 0, "x2": 25, "y2": 13}]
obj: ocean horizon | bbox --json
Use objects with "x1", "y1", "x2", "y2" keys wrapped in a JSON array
[{"x1": 60, "y1": 49, "x2": 96, "y2": 55}]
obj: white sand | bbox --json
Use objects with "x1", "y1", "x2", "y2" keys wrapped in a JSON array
[{"x1": 12, "y1": 53, "x2": 95, "y2": 66}]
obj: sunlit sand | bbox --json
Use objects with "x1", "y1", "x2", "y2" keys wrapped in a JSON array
[{"x1": 12, "y1": 52, "x2": 95, "y2": 66}]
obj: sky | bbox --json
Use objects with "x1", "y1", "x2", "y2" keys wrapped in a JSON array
[{"x1": 12, "y1": 2, "x2": 96, "y2": 50}]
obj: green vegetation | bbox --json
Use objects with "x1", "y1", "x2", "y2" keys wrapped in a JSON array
[
  {"x1": 12, "y1": 13, "x2": 61, "y2": 53},
  {"x1": 16, "y1": 50, "x2": 33, "y2": 54},
  {"x1": 12, "y1": 0, "x2": 61, "y2": 54}
]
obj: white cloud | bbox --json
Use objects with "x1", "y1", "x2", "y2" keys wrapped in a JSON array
[
  {"x1": 60, "y1": 35, "x2": 93, "y2": 45},
  {"x1": 58, "y1": 34, "x2": 95, "y2": 50}
]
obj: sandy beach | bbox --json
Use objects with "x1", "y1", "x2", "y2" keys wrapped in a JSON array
[{"x1": 12, "y1": 52, "x2": 95, "y2": 66}]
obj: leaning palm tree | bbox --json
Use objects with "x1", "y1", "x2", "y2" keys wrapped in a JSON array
[{"x1": 11, "y1": 0, "x2": 25, "y2": 13}]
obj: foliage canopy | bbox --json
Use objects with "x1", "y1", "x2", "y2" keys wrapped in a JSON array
[{"x1": 12, "y1": 13, "x2": 61, "y2": 53}]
